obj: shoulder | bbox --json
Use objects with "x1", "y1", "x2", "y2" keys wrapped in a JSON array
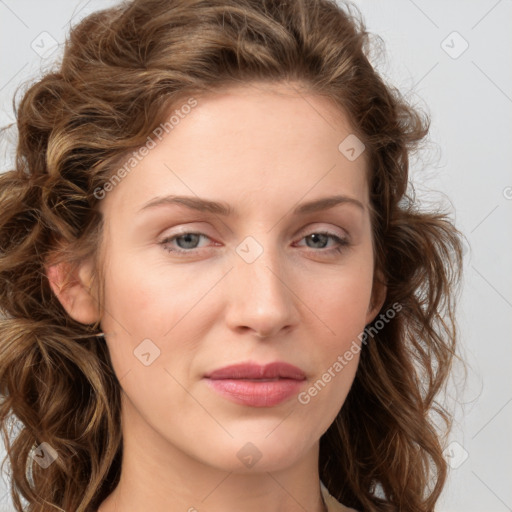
[{"x1": 320, "y1": 481, "x2": 360, "y2": 512}]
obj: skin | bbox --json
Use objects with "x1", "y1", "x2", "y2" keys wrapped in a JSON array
[{"x1": 47, "y1": 81, "x2": 386, "y2": 512}]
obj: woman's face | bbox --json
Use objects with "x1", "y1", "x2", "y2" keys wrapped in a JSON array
[{"x1": 96, "y1": 81, "x2": 384, "y2": 473}]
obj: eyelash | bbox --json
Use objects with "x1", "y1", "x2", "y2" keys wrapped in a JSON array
[{"x1": 159, "y1": 231, "x2": 350, "y2": 256}]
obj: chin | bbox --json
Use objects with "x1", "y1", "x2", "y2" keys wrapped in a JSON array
[{"x1": 188, "y1": 432, "x2": 315, "y2": 474}]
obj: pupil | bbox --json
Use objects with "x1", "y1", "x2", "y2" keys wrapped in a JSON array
[
  {"x1": 309, "y1": 233, "x2": 327, "y2": 248},
  {"x1": 179, "y1": 234, "x2": 199, "y2": 248}
]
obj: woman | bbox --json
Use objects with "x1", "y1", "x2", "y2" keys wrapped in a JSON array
[{"x1": 0, "y1": 0, "x2": 464, "y2": 511}]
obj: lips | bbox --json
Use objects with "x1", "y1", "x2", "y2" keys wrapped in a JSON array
[
  {"x1": 204, "y1": 362, "x2": 306, "y2": 380},
  {"x1": 203, "y1": 362, "x2": 306, "y2": 407}
]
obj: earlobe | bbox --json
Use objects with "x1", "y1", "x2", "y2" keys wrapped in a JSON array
[{"x1": 45, "y1": 259, "x2": 100, "y2": 325}]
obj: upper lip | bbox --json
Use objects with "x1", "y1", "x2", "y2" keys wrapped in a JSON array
[{"x1": 204, "y1": 362, "x2": 306, "y2": 380}]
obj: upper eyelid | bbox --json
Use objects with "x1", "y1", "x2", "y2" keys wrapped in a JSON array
[{"x1": 161, "y1": 225, "x2": 347, "y2": 239}]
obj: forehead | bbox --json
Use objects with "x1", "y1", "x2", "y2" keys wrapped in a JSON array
[
  {"x1": 99, "y1": 81, "x2": 369, "y2": 218},
  {"x1": 188, "y1": 80, "x2": 357, "y2": 145}
]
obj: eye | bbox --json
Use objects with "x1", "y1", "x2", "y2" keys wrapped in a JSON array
[
  {"x1": 160, "y1": 232, "x2": 214, "y2": 254},
  {"x1": 160, "y1": 230, "x2": 349, "y2": 256},
  {"x1": 294, "y1": 231, "x2": 350, "y2": 255}
]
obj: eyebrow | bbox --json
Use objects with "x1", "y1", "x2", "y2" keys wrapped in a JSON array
[{"x1": 137, "y1": 194, "x2": 365, "y2": 216}]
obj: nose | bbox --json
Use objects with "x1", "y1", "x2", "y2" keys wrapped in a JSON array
[{"x1": 224, "y1": 239, "x2": 300, "y2": 339}]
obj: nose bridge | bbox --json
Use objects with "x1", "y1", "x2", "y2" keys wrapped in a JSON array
[
  {"x1": 236, "y1": 233, "x2": 287, "y2": 297},
  {"x1": 226, "y1": 233, "x2": 298, "y2": 336}
]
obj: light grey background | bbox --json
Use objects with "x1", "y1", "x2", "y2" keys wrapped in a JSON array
[{"x1": 0, "y1": 1, "x2": 511, "y2": 511}]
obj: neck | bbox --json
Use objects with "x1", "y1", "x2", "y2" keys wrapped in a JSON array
[{"x1": 98, "y1": 396, "x2": 328, "y2": 512}]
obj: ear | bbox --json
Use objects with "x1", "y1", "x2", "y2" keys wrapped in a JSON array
[
  {"x1": 45, "y1": 258, "x2": 100, "y2": 325},
  {"x1": 365, "y1": 269, "x2": 387, "y2": 325}
]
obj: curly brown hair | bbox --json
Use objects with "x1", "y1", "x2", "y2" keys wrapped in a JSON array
[{"x1": 0, "y1": 0, "x2": 465, "y2": 511}]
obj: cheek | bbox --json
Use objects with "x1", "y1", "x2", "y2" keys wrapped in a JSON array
[
  {"x1": 310, "y1": 263, "x2": 374, "y2": 333},
  {"x1": 303, "y1": 261, "x2": 374, "y2": 383},
  {"x1": 102, "y1": 251, "x2": 193, "y2": 332},
  {"x1": 100, "y1": 252, "x2": 212, "y2": 380},
  {"x1": 297, "y1": 271, "x2": 372, "y2": 422}
]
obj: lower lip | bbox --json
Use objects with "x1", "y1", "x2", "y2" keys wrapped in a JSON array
[{"x1": 205, "y1": 378, "x2": 304, "y2": 407}]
